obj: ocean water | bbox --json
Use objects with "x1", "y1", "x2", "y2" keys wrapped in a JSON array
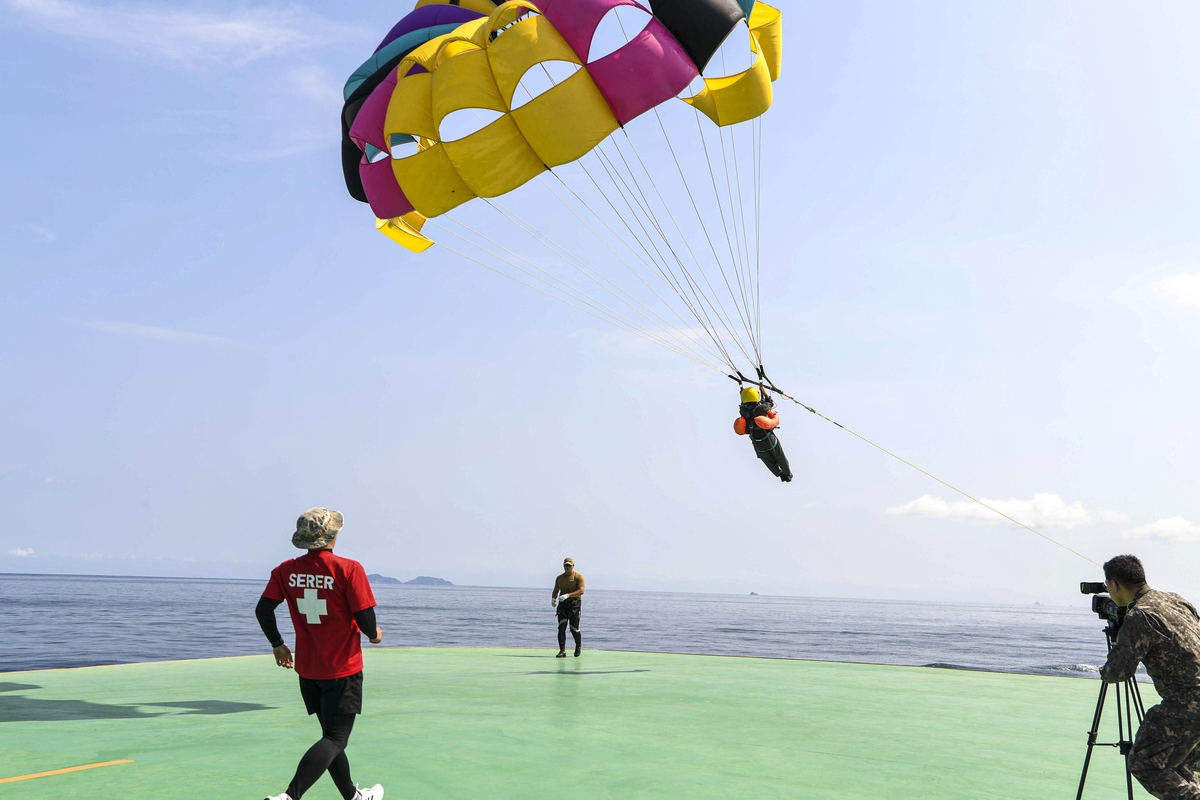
[{"x1": 0, "y1": 573, "x2": 1121, "y2": 677}]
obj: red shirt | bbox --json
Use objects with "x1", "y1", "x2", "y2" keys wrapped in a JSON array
[{"x1": 263, "y1": 550, "x2": 377, "y2": 680}]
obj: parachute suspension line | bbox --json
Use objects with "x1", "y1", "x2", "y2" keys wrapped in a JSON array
[
  {"x1": 432, "y1": 232, "x2": 657, "y2": 347},
  {"x1": 601, "y1": 138, "x2": 757, "y2": 371},
  {"x1": 511, "y1": 60, "x2": 734, "y2": 367},
  {"x1": 649, "y1": 107, "x2": 761, "y2": 368},
  {"x1": 572, "y1": 157, "x2": 717, "y2": 330},
  {"x1": 433, "y1": 217, "x2": 722, "y2": 369},
  {"x1": 728, "y1": 121, "x2": 758, "y2": 356},
  {"x1": 435, "y1": 217, "x2": 659, "y2": 340},
  {"x1": 430, "y1": 236, "x2": 717, "y2": 368},
  {"x1": 753, "y1": 116, "x2": 764, "y2": 359},
  {"x1": 690, "y1": 106, "x2": 759, "y2": 361},
  {"x1": 537, "y1": 173, "x2": 731, "y2": 366},
  {"x1": 612, "y1": 130, "x2": 761, "y2": 367},
  {"x1": 587, "y1": 145, "x2": 747, "y2": 372},
  {"x1": 744, "y1": 119, "x2": 760, "y2": 359},
  {"x1": 751, "y1": 378, "x2": 1102, "y2": 567},
  {"x1": 502, "y1": 191, "x2": 729, "y2": 369},
  {"x1": 597, "y1": 143, "x2": 752, "y2": 373},
  {"x1": 590, "y1": 13, "x2": 758, "y2": 376},
  {"x1": 484, "y1": 198, "x2": 729, "y2": 368},
  {"x1": 510, "y1": 58, "x2": 742, "y2": 367},
  {"x1": 595, "y1": 7, "x2": 759, "y2": 365},
  {"x1": 716, "y1": 119, "x2": 755, "y2": 349},
  {"x1": 447, "y1": 213, "x2": 726, "y2": 372},
  {"x1": 570, "y1": 156, "x2": 744, "y2": 374}
]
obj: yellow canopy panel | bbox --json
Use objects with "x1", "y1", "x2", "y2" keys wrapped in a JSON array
[
  {"x1": 376, "y1": 212, "x2": 434, "y2": 252},
  {"x1": 682, "y1": 2, "x2": 783, "y2": 127}
]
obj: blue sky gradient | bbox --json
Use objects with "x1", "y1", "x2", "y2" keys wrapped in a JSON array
[{"x1": 2, "y1": 0, "x2": 1199, "y2": 603}]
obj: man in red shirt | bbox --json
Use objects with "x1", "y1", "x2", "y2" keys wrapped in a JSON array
[{"x1": 255, "y1": 507, "x2": 385, "y2": 800}]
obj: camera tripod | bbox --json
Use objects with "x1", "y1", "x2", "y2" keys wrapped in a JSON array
[{"x1": 1075, "y1": 624, "x2": 1146, "y2": 800}]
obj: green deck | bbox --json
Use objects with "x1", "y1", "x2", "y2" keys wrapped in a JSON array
[{"x1": 0, "y1": 648, "x2": 1152, "y2": 798}]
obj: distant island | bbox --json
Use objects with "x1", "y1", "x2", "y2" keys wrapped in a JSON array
[
  {"x1": 406, "y1": 576, "x2": 453, "y2": 586},
  {"x1": 368, "y1": 573, "x2": 453, "y2": 586}
]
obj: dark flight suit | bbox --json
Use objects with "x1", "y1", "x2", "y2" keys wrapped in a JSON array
[{"x1": 738, "y1": 397, "x2": 792, "y2": 482}]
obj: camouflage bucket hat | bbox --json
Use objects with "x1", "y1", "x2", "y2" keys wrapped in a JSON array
[{"x1": 292, "y1": 507, "x2": 344, "y2": 550}]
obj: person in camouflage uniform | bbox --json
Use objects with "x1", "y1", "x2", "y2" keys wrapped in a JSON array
[{"x1": 1100, "y1": 554, "x2": 1200, "y2": 800}]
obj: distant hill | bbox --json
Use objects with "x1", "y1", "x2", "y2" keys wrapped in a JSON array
[{"x1": 367, "y1": 573, "x2": 453, "y2": 586}]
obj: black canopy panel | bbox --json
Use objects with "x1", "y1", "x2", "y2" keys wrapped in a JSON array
[
  {"x1": 342, "y1": 95, "x2": 369, "y2": 202},
  {"x1": 648, "y1": 0, "x2": 746, "y2": 74},
  {"x1": 340, "y1": 48, "x2": 419, "y2": 204}
]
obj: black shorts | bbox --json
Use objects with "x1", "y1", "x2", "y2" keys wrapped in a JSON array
[
  {"x1": 299, "y1": 671, "x2": 363, "y2": 717},
  {"x1": 557, "y1": 598, "x2": 581, "y2": 629}
]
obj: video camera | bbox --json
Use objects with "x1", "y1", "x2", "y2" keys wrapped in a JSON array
[{"x1": 1080, "y1": 581, "x2": 1124, "y2": 630}]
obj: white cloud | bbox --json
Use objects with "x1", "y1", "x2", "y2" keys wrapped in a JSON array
[
  {"x1": 76, "y1": 320, "x2": 236, "y2": 344},
  {"x1": 886, "y1": 493, "x2": 1095, "y2": 529},
  {"x1": 3, "y1": 0, "x2": 355, "y2": 66},
  {"x1": 29, "y1": 224, "x2": 56, "y2": 242},
  {"x1": 8, "y1": 548, "x2": 33, "y2": 557},
  {"x1": 1125, "y1": 516, "x2": 1200, "y2": 542},
  {"x1": 1151, "y1": 272, "x2": 1200, "y2": 312}
]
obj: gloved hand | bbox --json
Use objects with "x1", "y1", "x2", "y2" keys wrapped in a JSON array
[{"x1": 551, "y1": 597, "x2": 558, "y2": 608}]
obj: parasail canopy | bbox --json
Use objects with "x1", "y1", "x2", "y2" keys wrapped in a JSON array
[{"x1": 342, "y1": 0, "x2": 783, "y2": 383}]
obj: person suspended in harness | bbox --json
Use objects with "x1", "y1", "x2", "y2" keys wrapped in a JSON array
[{"x1": 734, "y1": 386, "x2": 793, "y2": 482}]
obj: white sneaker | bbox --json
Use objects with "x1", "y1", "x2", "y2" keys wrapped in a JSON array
[
  {"x1": 263, "y1": 794, "x2": 292, "y2": 800},
  {"x1": 355, "y1": 784, "x2": 385, "y2": 800}
]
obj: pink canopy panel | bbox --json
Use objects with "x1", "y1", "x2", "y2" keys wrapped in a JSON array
[
  {"x1": 350, "y1": 73, "x2": 415, "y2": 220},
  {"x1": 538, "y1": 0, "x2": 697, "y2": 125}
]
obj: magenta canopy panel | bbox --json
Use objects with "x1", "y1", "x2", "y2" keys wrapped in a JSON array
[{"x1": 538, "y1": 0, "x2": 698, "y2": 125}]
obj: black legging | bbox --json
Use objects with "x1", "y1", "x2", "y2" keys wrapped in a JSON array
[
  {"x1": 557, "y1": 620, "x2": 581, "y2": 652},
  {"x1": 286, "y1": 709, "x2": 357, "y2": 800},
  {"x1": 557, "y1": 601, "x2": 581, "y2": 652}
]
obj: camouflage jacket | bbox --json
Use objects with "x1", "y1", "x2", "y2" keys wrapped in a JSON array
[{"x1": 1101, "y1": 588, "x2": 1200, "y2": 701}]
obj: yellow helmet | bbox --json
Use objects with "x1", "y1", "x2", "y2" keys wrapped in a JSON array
[{"x1": 740, "y1": 386, "x2": 760, "y2": 403}]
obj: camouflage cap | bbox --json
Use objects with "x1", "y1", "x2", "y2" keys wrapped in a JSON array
[{"x1": 292, "y1": 507, "x2": 344, "y2": 550}]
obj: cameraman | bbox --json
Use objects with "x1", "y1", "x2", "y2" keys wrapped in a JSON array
[{"x1": 1100, "y1": 554, "x2": 1200, "y2": 799}]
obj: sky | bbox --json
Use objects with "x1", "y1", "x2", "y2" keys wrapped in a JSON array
[{"x1": 2, "y1": 0, "x2": 1199, "y2": 605}]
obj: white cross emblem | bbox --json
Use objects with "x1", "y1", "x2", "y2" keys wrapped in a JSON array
[{"x1": 295, "y1": 588, "x2": 328, "y2": 625}]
